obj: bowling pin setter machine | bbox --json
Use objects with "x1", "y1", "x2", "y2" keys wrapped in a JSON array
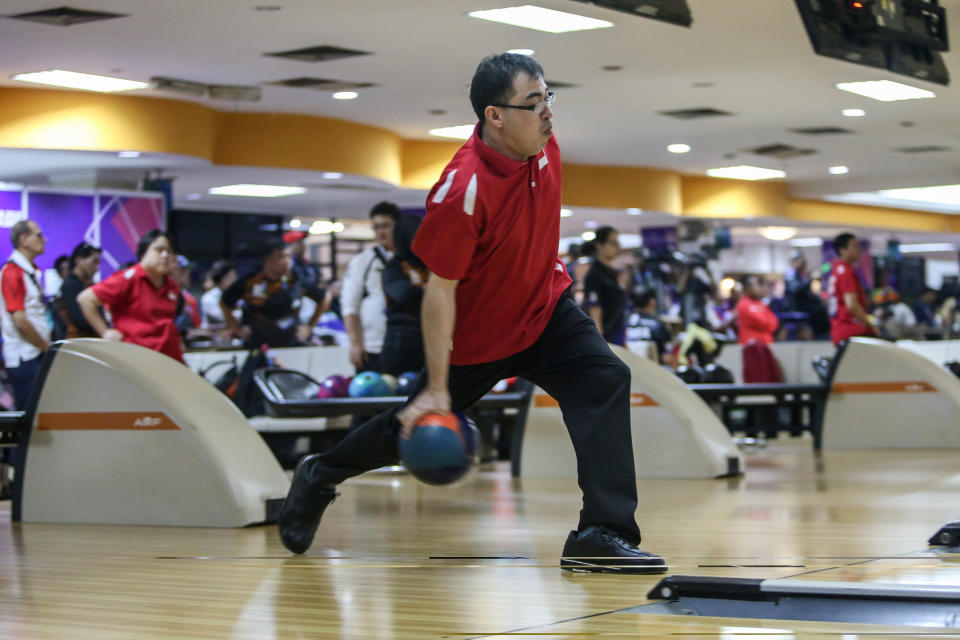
[{"x1": 4, "y1": 339, "x2": 289, "y2": 527}]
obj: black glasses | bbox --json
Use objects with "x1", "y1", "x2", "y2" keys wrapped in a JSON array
[{"x1": 492, "y1": 91, "x2": 556, "y2": 115}]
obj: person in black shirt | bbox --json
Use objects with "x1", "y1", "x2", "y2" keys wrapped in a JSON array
[
  {"x1": 380, "y1": 212, "x2": 427, "y2": 375},
  {"x1": 582, "y1": 226, "x2": 627, "y2": 345},
  {"x1": 627, "y1": 289, "x2": 672, "y2": 364},
  {"x1": 57, "y1": 242, "x2": 101, "y2": 338},
  {"x1": 220, "y1": 239, "x2": 329, "y2": 348}
]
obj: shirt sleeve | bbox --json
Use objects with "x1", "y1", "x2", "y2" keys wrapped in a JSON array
[
  {"x1": 1, "y1": 265, "x2": 27, "y2": 313},
  {"x1": 412, "y1": 168, "x2": 481, "y2": 281},
  {"x1": 91, "y1": 269, "x2": 133, "y2": 309},
  {"x1": 339, "y1": 252, "x2": 367, "y2": 317}
]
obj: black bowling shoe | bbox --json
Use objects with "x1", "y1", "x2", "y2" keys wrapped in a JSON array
[
  {"x1": 561, "y1": 526, "x2": 667, "y2": 574},
  {"x1": 277, "y1": 454, "x2": 338, "y2": 554}
]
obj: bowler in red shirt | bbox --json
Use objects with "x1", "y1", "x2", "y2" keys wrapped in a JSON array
[
  {"x1": 827, "y1": 232, "x2": 876, "y2": 345},
  {"x1": 279, "y1": 53, "x2": 665, "y2": 575},
  {"x1": 78, "y1": 229, "x2": 184, "y2": 363}
]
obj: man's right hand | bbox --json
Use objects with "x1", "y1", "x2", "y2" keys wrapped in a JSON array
[
  {"x1": 349, "y1": 344, "x2": 365, "y2": 370},
  {"x1": 397, "y1": 387, "x2": 451, "y2": 439},
  {"x1": 103, "y1": 329, "x2": 124, "y2": 342}
]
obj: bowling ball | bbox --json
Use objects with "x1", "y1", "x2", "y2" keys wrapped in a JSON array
[
  {"x1": 381, "y1": 374, "x2": 398, "y2": 394},
  {"x1": 322, "y1": 374, "x2": 350, "y2": 398},
  {"x1": 316, "y1": 385, "x2": 336, "y2": 399},
  {"x1": 675, "y1": 365, "x2": 704, "y2": 384},
  {"x1": 398, "y1": 412, "x2": 479, "y2": 485},
  {"x1": 349, "y1": 371, "x2": 391, "y2": 397},
  {"x1": 396, "y1": 371, "x2": 419, "y2": 396},
  {"x1": 702, "y1": 363, "x2": 734, "y2": 384}
]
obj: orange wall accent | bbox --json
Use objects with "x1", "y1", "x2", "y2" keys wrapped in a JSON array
[
  {"x1": 681, "y1": 175, "x2": 789, "y2": 219},
  {"x1": 214, "y1": 112, "x2": 403, "y2": 184},
  {"x1": 561, "y1": 164, "x2": 683, "y2": 212},
  {"x1": 400, "y1": 139, "x2": 462, "y2": 190},
  {"x1": 0, "y1": 88, "x2": 220, "y2": 158},
  {"x1": 787, "y1": 199, "x2": 960, "y2": 233}
]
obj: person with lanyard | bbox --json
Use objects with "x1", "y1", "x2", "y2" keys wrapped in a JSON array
[
  {"x1": 219, "y1": 238, "x2": 329, "y2": 348},
  {"x1": 340, "y1": 202, "x2": 397, "y2": 373},
  {"x1": 380, "y1": 212, "x2": 428, "y2": 376},
  {"x1": 277, "y1": 53, "x2": 666, "y2": 575},
  {"x1": 827, "y1": 232, "x2": 878, "y2": 346},
  {"x1": 77, "y1": 229, "x2": 185, "y2": 363},
  {"x1": 57, "y1": 241, "x2": 102, "y2": 338},
  {"x1": 582, "y1": 226, "x2": 627, "y2": 346},
  {"x1": 0, "y1": 220, "x2": 52, "y2": 409}
]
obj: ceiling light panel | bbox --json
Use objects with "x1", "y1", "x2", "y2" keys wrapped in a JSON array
[
  {"x1": 467, "y1": 6, "x2": 614, "y2": 33},
  {"x1": 13, "y1": 70, "x2": 149, "y2": 92},
  {"x1": 835, "y1": 80, "x2": 936, "y2": 102},
  {"x1": 706, "y1": 166, "x2": 786, "y2": 181},
  {"x1": 879, "y1": 185, "x2": 960, "y2": 207},
  {"x1": 208, "y1": 184, "x2": 306, "y2": 198},
  {"x1": 429, "y1": 125, "x2": 475, "y2": 140}
]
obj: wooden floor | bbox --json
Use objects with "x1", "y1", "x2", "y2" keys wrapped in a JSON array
[{"x1": 2, "y1": 439, "x2": 960, "y2": 639}]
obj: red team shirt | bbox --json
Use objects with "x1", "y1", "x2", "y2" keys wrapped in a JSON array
[
  {"x1": 735, "y1": 297, "x2": 778, "y2": 345},
  {"x1": 411, "y1": 126, "x2": 572, "y2": 366},
  {"x1": 92, "y1": 263, "x2": 184, "y2": 363},
  {"x1": 827, "y1": 258, "x2": 870, "y2": 345}
]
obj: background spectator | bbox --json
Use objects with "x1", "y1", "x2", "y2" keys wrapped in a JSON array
[
  {"x1": 582, "y1": 226, "x2": 627, "y2": 345},
  {"x1": 381, "y1": 212, "x2": 428, "y2": 375},
  {"x1": 736, "y1": 275, "x2": 779, "y2": 345},
  {"x1": 58, "y1": 241, "x2": 102, "y2": 339},
  {"x1": 200, "y1": 259, "x2": 237, "y2": 328}
]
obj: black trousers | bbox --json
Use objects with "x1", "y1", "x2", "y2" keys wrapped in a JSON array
[{"x1": 312, "y1": 294, "x2": 642, "y2": 543}]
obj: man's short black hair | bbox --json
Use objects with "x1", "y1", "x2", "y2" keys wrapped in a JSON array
[
  {"x1": 595, "y1": 226, "x2": 618, "y2": 245},
  {"x1": 834, "y1": 232, "x2": 857, "y2": 252},
  {"x1": 262, "y1": 237, "x2": 286, "y2": 258},
  {"x1": 635, "y1": 289, "x2": 657, "y2": 310},
  {"x1": 370, "y1": 201, "x2": 401, "y2": 221},
  {"x1": 137, "y1": 229, "x2": 174, "y2": 260},
  {"x1": 470, "y1": 53, "x2": 545, "y2": 122},
  {"x1": 742, "y1": 274, "x2": 764, "y2": 288},
  {"x1": 208, "y1": 259, "x2": 235, "y2": 286}
]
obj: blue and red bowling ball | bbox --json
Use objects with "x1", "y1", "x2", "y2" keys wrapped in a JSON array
[
  {"x1": 396, "y1": 371, "x2": 419, "y2": 396},
  {"x1": 321, "y1": 374, "x2": 351, "y2": 398},
  {"x1": 349, "y1": 371, "x2": 391, "y2": 397},
  {"x1": 399, "y1": 412, "x2": 479, "y2": 485}
]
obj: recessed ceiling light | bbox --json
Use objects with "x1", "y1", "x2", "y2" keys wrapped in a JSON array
[
  {"x1": 706, "y1": 166, "x2": 786, "y2": 181},
  {"x1": 507, "y1": 49, "x2": 535, "y2": 55},
  {"x1": 626, "y1": 208, "x2": 643, "y2": 215},
  {"x1": 322, "y1": 172, "x2": 343, "y2": 179},
  {"x1": 899, "y1": 243, "x2": 956, "y2": 253},
  {"x1": 842, "y1": 108, "x2": 866, "y2": 117},
  {"x1": 790, "y1": 238, "x2": 823, "y2": 247},
  {"x1": 560, "y1": 208, "x2": 573, "y2": 218},
  {"x1": 879, "y1": 184, "x2": 960, "y2": 207},
  {"x1": 289, "y1": 218, "x2": 302, "y2": 228},
  {"x1": 667, "y1": 143, "x2": 691, "y2": 154},
  {"x1": 429, "y1": 125, "x2": 475, "y2": 140},
  {"x1": 186, "y1": 193, "x2": 201, "y2": 201},
  {"x1": 332, "y1": 91, "x2": 358, "y2": 100},
  {"x1": 12, "y1": 70, "x2": 149, "y2": 93},
  {"x1": 468, "y1": 6, "x2": 614, "y2": 34},
  {"x1": 117, "y1": 151, "x2": 141, "y2": 158},
  {"x1": 208, "y1": 184, "x2": 306, "y2": 198},
  {"x1": 759, "y1": 226, "x2": 797, "y2": 241},
  {"x1": 584, "y1": 220, "x2": 598, "y2": 228},
  {"x1": 829, "y1": 165, "x2": 850, "y2": 175},
  {"x1": 581, "y1": 231, "x2": 596, "y2": 241},
  {"x1": 835, "y1": 80, "x2": 936, "y2": 102}
]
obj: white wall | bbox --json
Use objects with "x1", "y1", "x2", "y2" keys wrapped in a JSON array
[{"x1": 926, "y1": 259, "x2": 960, "y2": 288}]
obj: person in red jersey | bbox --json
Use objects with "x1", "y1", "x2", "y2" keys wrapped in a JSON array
[
  {"x1": 78, "y1": 229, "x2": 184, "y2": 363},
  {"x1": 735, "y1": 275, "x2": 779, "y2": 345},
  {"x1": 827, "y1": 232, "x2": 877, "y2": 346},
  {"x1": 278, "y1": 54, "x2": 666, "y2": 575}
]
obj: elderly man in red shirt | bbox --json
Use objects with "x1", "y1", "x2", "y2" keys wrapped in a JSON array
[
  {"x1": 278, "y1": 53, "x2": 665, "y2": 574},
  {"x1": 735, "y1": 275, "x2": 779, "y2": 345}
]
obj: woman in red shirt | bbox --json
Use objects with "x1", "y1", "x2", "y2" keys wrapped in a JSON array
[
  {"x1": 735, "y1": 275, "x2": 779, "y2": 345},
  {"x1": 78, "y1": 229, "x2": 184, "y2": 363}
]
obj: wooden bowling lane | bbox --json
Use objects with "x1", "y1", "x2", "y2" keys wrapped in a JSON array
[{"x1": 1, "y1": 440, "x2": 959, "y2": 638}]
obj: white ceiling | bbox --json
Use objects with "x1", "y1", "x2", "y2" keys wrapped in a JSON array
[{"x1": 0, "y1": 0, "x2": 958, "y2": 226}]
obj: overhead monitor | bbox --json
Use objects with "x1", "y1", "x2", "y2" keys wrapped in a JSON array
[{"x1": 571, "y1": 0, "x2": 692, "y2": 28}]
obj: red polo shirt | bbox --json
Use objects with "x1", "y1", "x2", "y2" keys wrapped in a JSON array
[
  {"x1": 92, "y1": 264, "x2": 184, "y2": 363},
  {"x1": 412, "y1": 126, "x2": 572, "y2": 365},
  {"x1": 828, "y1": 258, "x2": 871, "y2": 345},
  {"x1": 735, "y1": 297, "x2": 778, "y2": 345}
]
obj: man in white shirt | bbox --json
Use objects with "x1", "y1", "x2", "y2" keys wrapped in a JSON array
[
  {"x1": 0, "y1": 220, "x2": 51, "y2": 409},
  {"x1": 340, "y1": 202, "x2": 397, "y2": 372}
]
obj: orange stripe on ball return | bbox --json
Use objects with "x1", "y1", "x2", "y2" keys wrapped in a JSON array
[
  {"x1": 534, "y1": 393, "x2": 658, "y2": 408},
  {"x1": 36, "y1": 412, "x2": 180, "y2": 430},
  {"x1": 831, "y1": 381, "x2": 936, "y2": 394}
]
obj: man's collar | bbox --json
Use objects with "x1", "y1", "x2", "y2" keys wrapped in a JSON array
[
  {"x1": 472, "y1": 123, "x2": 531, "y2": 175},
  {"x1": 9, "y1": 249, "x2": 37, "y2": 273}
]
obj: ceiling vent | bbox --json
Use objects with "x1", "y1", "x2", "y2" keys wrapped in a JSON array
[
  {"x1": 658, "y1": 107, "x2": 733, "y2": 120},
  {"x1": 151, "y1": 76, "x2": 261, "y2": 102},
  {"x1": 896, "y1": 145, "x2": 952, "y2": 153},
  {"x1": 265, "y1": 45, "x2": 371, "y2": 63},
  {"x1": 6, "y1": 6, "x2": 127, "y2": 26},
  {"x1": 545, "y1": 79, "x2": 577, "y2": 89},
  {"x1": 268, "y1": 77, "x2": 375, "y2": 91},
  {"x1": 744, "y1": 143, "x2": 817, "y2": 159},
  {"x1": 790, "y1": 126, "x2": 855, "y2": 135}
]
